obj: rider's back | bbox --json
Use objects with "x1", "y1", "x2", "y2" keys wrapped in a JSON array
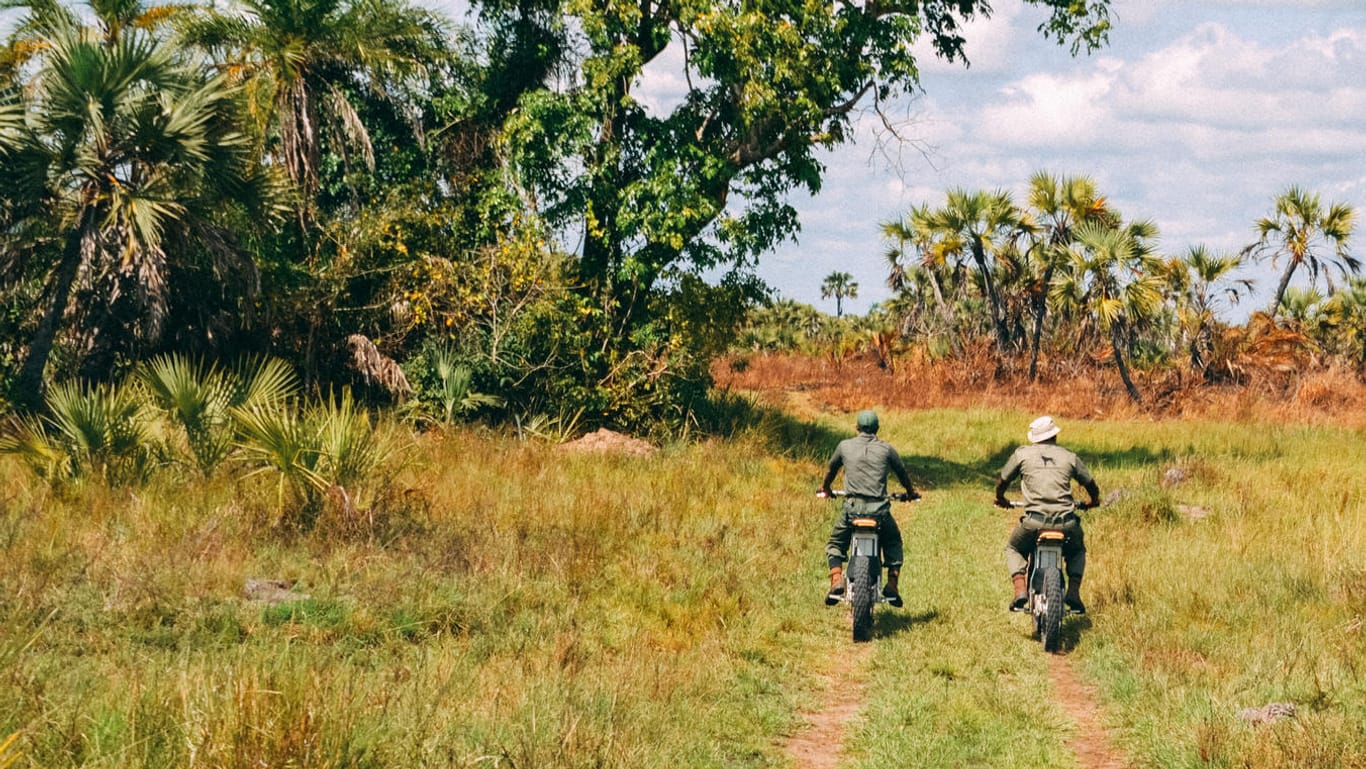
[
  {"x1": 1000, "y1": 443, "x2": 1090, "y2": 515},
  {"x1": 831, "y1": 433, "x2": 903, "y2": 498}
]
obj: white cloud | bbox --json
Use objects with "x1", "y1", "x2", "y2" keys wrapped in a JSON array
[
  {"x1": 977, "y1": 69, "x2": 1117, "y2": 147},
  {"x1": 634, "y1": 39, "x2": 693, "y2": 117}
]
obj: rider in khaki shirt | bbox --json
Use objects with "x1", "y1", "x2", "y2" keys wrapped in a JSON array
[{"x1": 995, "y1": 416, "x2": 1100, "y2": 613}]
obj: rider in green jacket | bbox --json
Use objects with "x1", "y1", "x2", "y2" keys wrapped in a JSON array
[
  {"x1": 995, "y1": 415, "x2": 1100, "y2": 613},
  {"x1": 821, "y1": 410, "x2": 920, "y2": 607}
]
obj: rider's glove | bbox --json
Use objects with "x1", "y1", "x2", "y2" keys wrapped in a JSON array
[{"x1": 994, "y1": 497, "x2": 1012, "y2": 509}]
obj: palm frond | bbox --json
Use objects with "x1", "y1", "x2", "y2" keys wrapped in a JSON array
[
  {"x1": 231, "y1": 355, "x2": 299, "y2": 410},
  {"x1": 311, "y1": 387, "x2": 398, "y2": 490},
  {"x1": 43, "y1": 379, "x2": 156, "y2": 484},
  {"x1": 232, "y1": 400, "x2": 324, "y2": 520},
  {"x1": 139, "y1": 353, "x2": 235, "y2": 474},
  {"x1": 0, "y1": 412, "x2": 71, "y2": 481}
]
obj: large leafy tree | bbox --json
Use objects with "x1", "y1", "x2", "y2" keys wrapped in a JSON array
[
  {"x1": 1, "y1": 12, "x2": 281, "y2": 409},
  {"x1": 501, "y1": 0, "x2": 1112, "y2": 368},
  {"x1": 1247, "y1": 186, "x2": 1357, "y2": 320}
]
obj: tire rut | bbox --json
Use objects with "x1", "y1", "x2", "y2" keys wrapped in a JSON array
[
  {"x1": 1047, "y1": 653, "x2": 1132, "y2": 769},
  {"x1": 783, "y1": 644, "x2": 872, "y2": 768}
]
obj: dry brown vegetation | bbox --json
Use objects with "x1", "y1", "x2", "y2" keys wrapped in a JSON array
[{"x1": 715, "y1": 351, "x2": 1366, "y2": 429}]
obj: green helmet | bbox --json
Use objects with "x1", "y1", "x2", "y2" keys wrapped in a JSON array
[{"x1": 856, "y1": 410, "x2": 879, "y2": 434}]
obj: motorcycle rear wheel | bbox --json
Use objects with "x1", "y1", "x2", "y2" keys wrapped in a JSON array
[
  {"x1": 849, "y1": 555, "x2": 876, "y2": 643},
  {"x1": 1040, "y1": 567, "x2": 1064, "y2": 653}
]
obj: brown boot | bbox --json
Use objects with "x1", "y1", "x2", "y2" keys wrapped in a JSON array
[
  {"x1": 1010, "y1": 574, "x2": 1028, "y2": 611},
  {"x1": 882, "y1": 568, "x2": 903, "y2": 607},
  {"x1": 825, "y1": 566, "x2": 846, "y2": 606},
  {"x1": 1065, "y1": 575, "x2": 1085, "y2": 614}
]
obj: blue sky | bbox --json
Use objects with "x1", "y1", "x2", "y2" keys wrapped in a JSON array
[{"x1": 744, "y1": 0, "x2": 1366, "y2": 318}]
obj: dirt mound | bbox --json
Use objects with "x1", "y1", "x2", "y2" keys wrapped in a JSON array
[{"x1": 559, "y1": 428, "x2": 657, "y2": 456}]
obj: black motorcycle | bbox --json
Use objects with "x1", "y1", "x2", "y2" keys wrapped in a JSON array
[{"x1": 822, "y1": 490, "x2": 914, "y2": 642}]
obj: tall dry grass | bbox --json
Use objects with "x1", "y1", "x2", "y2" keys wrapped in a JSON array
[{"x1": 716, "y1": 352, "x2": 1366, "y2": 428}]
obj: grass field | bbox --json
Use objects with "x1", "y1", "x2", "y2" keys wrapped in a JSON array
[{"x1": 2, "y1": 401, "x2": 1365, "y2": 767}]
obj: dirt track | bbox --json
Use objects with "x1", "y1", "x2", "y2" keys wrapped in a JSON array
[
  {"x1": 783, "y1": 645, "x2": 1130, "y2": 769},
  {"x1": 783, "y1": 644, "x2": 872, "y2": 768},
  {"x1": 1048, "y1": 653, "x2": 1132, "y2": 769}
]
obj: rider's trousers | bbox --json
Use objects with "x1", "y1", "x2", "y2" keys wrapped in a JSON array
[
  {"x1": 1005, "y1": 511, "x2": 1086, "y2": 578},
  {"x1": 826, "y1": 497, "x2": 903, "y2": 570}
]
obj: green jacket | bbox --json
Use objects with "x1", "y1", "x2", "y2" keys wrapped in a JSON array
[{"x1": 825, "y1": 433, "x2": 913, "y2": 498}]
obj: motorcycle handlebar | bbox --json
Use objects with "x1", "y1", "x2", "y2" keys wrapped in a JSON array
[
  {"x1": 818, "y1": 490, "x2": 919, "y2": 502},
  {"x1": 997, "y1": 498, "x2": 1099, "y2": 510}
]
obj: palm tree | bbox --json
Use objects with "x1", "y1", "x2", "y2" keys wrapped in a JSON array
[
  {"x1": 1174, "y1": 245, "x2": 1251, "y2": 376},
  {"x1": 1278, "y1": 286, "x2": 1325, "y2": 330},
  {"x1": 1024, "y1": 172, "x2": 1110, "y2": 380},
  {"x1": 3, "y1": 16, "x2": 280, "y2": 409},
  {"x1": 1323, "y1": 277, "x2": 1366, "y2": 370},
  {"x1": 1052, "y1": 219, "x2": 1164, "y2": 403},
  {"x1": 881, "y1": 204, "x2": 958, "y2": 330},
  {"x1": 1247, "y1": 186, "x2": 1357, "y2": 319},
  {"x1": 182, "y1": 0, "x2": 446, "y2": 215},
  {"x1": 821, "y1": 271, "x2": 859, "y2": 318},
  {"x1": 924, "y1": 188, "x2": 1037, "y2": 356}
]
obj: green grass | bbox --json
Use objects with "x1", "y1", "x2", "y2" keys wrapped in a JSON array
[{"x1": 1, "y1": 408, "x2": 1365, "y2": 767}]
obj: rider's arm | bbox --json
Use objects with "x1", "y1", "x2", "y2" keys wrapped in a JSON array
[
  {"x1": 820, "y1": 450, "x2": 843, "y2": 497},
  {"x1": 995, "y1": 448, "x2": 1022, "y2": 508},
  {"x1": 889, "y1": 450, "x2": 917, "y2": 497},
  {"x1": 994, "y1": 475, "x2": 1013, "y2": 508},
  {"x1": 1080, "y1": 478, "x2": 1101, "y2": 508},
  {"x1": 1073, "y1": 456, "x2": 1100, "y2": 508}
]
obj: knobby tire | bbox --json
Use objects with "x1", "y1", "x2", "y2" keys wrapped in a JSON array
[
  {"x1": 849, "y1": 555, "x2": 875, "y2": 643},
  {"x1": 1041, "y1": 567, "x2": 1064, "y2": 653}
]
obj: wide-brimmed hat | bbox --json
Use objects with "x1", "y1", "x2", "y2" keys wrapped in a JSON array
[{"x1": 1028, "y1": 415, "x2": 1060, "y2": 443}]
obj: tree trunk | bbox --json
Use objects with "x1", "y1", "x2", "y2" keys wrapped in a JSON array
[
  {"x1": 972, "y1": 239, "x2": 1010, "y2": 355},
  {"x1": 1270, "y1": 260, "x2": 1299, "y2": 319},
  {"x1": 1110, "y1": 323, "x2": 1142, "y2": 403},
  {"x1": 927, "y1": 270, "x2": 950, "y2": 322},
  {"x1": 14, "y1": 218, "x2": 90, "y2": 411},
  {"x1": 1027, "y1": 262, "x2": 1057, "y2": 381}
]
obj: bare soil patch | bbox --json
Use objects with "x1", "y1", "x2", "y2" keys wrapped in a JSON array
[
  {"x1": 783, "y1": 644, "x2": 872, "y2": 768},
  {"x1": 1047, "y1": 654, "x2": 1132, "y2": 769}
]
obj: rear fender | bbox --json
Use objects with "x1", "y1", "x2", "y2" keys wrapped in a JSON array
[{"x1": 851, "y1": 530, "x2": 881, "y2": 559}]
